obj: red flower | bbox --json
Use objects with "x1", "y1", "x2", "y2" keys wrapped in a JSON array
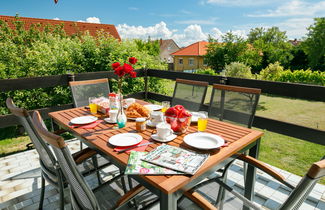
[
  {"x1": 129, "y1": 71, "x2": 137, "y2": 78},
  {"x1": 112, "y1": 62, "x2": 120, "y2": 70},
  {"x1": 114, "y1": 66, "x2": 125, "y2": 77},
  {"x1": 129, "y1": 57, "x2": 137, "y2": 65},
  {"x1": 123, "y1": 63, "x2": 134, "y2": 73}
]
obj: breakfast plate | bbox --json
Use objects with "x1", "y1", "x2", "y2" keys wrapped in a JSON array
[
  {"x1": 70, "y1": 116, "x2": 98, "y2": 125},
  {"x1": 108, "y1": 133, "x2": 142, "y2": 147},
  {"x1": 144, "y1": 104, "x2": 163, "y2": 111},
  {"x1": 183, "y1": 132, "x2": 224, "y2": 150}
]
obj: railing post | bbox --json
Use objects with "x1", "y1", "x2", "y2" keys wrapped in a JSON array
[
  {"x1": 144, "y1": 68, "x2": 148, "y2": 100},
  {"x1": 67, "y1": 73, "x2": 75, "y2": 83}
]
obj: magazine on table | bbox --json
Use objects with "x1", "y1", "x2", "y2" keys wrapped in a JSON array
[
  {"x1": 141, "y1": 144, "x2": 209, "y2": 175},
  {"x1": 125, "y1": 151, "x2": 183, "y2": 175}
]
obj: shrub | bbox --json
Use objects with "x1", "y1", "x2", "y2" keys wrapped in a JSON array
[
  {"x1": 195, "y1": 68, "x2": 217, "y2": 75},
  {"x1": 224, "y1": 62, "x2": 253, "y2": 79},
  {"x1": 259, "y1": 62, "x2": 284, "y2": 81},
  {"x1": 278, "y1": 69, "x2": 325, "y2": 86}
]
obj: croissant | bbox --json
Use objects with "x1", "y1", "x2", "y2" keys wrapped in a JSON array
[
  {"x1": 126, "y1": 110, "x2": 142, "y2": 118},
  {"x1": 126, "y1": 103, "x2": 150, "y2": 118}
]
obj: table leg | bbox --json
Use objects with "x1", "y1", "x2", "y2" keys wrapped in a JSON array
[
  {"x1": 243, "y1": 138, "x2": 260, "y2": 210},
  {"x1": 160, "y1": 192, "x2": 177, "y2": 210}
]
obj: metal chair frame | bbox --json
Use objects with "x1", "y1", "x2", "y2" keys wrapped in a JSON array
[{"x1": 171, "y1": 78, "x2": 209, "y2": 111}]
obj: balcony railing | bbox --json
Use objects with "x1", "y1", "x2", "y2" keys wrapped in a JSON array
[{"x1": 0, "y1": 69, "x2": 324, "y2": 146}]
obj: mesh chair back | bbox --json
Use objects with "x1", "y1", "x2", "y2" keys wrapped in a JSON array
[
  {"x1": 5, "y1": 98, "x2": 57, "y2": 174},
  {"x1": 171, "y1": 79, "x2": 209, "y2": 111},
  {"x1": 69, "y1": 78, "x2": 110, "y2": 107},
  {"x1": 32, "y1": 111, "x2": 99, "y2": 210},
  {"x1": 209, "y1": 84, "x2": 261, "y2": 128}
]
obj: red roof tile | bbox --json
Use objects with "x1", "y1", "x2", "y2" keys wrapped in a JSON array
[
  {"x1": 171, "y1": 41, "x2": 208, "y2": 56},
  {"x1": 0, "y1": 15, "x2": 121, "y2": 40}
]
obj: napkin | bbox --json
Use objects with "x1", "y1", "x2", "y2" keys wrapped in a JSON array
[
  {"x1": 114, "y1": 140, "x2": 149, "y2": 154},
  {"x1": 70, "y1": 120, "x2": 103, "y2": 129}
]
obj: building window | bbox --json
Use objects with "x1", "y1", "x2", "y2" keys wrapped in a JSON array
[
  {"x1": 179, "y1": 58, "x2": 183, "y2": 64},
  {"x1": 189, "y1": 58, "x2": 194, "y2": 66}
]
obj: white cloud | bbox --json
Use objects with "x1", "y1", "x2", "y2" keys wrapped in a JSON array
[
  {"x1": 117, "y1": 21, "x2": 248, "y2": 47},
  {"x1": 277, "y1": 18, "x2": 314, "y2": 39},
  {"x1": 206, "y1": 0, "x2": 276, "y2": 7},
  {"x1": 248, "y1": 0, "x2": 325, "y2": 17},
  {"x1": 175, "y1": 18, "x2": 218, "y2": 25},
  {"x1": 78, "y1": 17, "x2": 101, "y2": 23},
  {"x1": 53, "y1": 17, "x2": 60, "y2": 20}
]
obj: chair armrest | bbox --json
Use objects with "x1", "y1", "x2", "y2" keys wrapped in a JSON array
[
  {"x1": 53, "y1": 129, "x2": 67, "y2": 135},
  {"x1": 237, "y1": 154, "x2": 295, "y2": 189},
  {"x1": 72, "y1": 148, "x2": 97, "y2": 164},
  {"x1": 115, "y1": 185, "x2": 146, "y2": 207},
  {"x1": 183, "y1": 190, "x2": 218, "y2": 210}
]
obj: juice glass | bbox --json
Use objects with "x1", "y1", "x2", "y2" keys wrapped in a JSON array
[
  {"x1": 161, "y1": 101, "x2": 170, "y2": 113},
  {"x1": 198, "y1": 111, "x2": 208, "y2": 132},
  {"x1": 89, "y1": 97, "x2": 97, "y2": 114}
]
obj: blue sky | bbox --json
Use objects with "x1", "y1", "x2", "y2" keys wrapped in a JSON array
[{"x1": 1, "y1": 0, "x2": 324, "y2": 46}]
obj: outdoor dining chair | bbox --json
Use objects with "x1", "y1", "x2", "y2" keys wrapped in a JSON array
[
  {"x1": 32, "y1": 110, "x2": 152, "y2": 210},
  {"x1": 208, "y1": 84, "x2": 261, "y2": 128},
  {"x1": 185, "y1": 154, "x2": 325, "y2": 210},
  {"x1": 5, "y1": 98, "x2": 114, "y2": 210},
  {"x1": 171, "y1": 78, "x2": 209, "y2": 111},
  {"x1": 69, "y1": 78, "x2": 110, "y2": 107},
  {"x1": 180, "y1": 84, "x2": 262, "y2": 208},
  {"x1": 69, "y1": 78, "x2": 110, "y2": 150}
]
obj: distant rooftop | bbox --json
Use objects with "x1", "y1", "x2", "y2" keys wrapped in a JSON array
[
  {"x1": 171, "y1": 41, "x2": 208, "y2": 56},
  {"x1": 0, "y1": 15, "x2": 121, "y2": 40}
]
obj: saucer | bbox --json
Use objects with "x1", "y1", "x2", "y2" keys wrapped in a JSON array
[
  {"x1": 104, "y1": 118, "x2": 116, "y2": 124},
  {"x1": 151, "y1": 133, "x2": 177, "y2": 142},
  {"x1": 147, "y1": 120, "x2": 159, "y2": 127}
]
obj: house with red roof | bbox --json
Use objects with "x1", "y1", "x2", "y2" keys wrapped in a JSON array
[
  {"x1": 0, "y1": 15, "x2": 121, "y2": 40},
  {"x1": 171, "y1": 41, "x2": 208, "y2": 71}
]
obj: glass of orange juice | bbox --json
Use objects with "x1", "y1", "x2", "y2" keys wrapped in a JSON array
[
  {"x1": 198, "y1": 111, "x2": 208, "y2": 132},
  {"x1": 161, "y1": 101, "x2": 170, "y2": 113},
  {"x1": 89, "y1": 97, "x2": 97, "y2": 114}
]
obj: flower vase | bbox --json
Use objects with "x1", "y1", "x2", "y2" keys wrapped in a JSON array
[{"x1": 116, "y1": 93, "x2": 127, "y2": 128}]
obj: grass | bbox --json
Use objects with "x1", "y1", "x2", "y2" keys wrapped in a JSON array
[{"x1": 0, "y1": 135, "x2": 31, "y2": 157}]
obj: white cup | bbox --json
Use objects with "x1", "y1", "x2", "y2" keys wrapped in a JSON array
[
  {"x1": 109, "y1": 110, "x2": 118, "y2": 123},
  {"x1": 124, "y1": 98, "x2": 136, "y2": 107},
  {"x1": 150, "y1": 111, "x2": 164, "y2": 125},
  {"x1": 156, "y1": 122, "x2": 173, "y2": 140}
]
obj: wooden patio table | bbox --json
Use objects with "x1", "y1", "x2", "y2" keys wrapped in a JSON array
[{"x1": 49, "y1": 100, "x2": 263, "y2": 210}]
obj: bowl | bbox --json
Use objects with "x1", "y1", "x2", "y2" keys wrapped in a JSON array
[{"x1": 165, "y1": 116, "x2": 191, "y2": 134}]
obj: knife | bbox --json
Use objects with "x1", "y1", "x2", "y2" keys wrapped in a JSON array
[{"x1": 117, "y1": 142, "x2": 154, "y2": 153}]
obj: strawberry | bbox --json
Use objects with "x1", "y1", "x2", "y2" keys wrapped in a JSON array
[{"x1": 178, "y1": 110, "x2": 192, "y2": 119}]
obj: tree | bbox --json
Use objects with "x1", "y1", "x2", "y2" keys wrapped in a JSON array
[
  {"x1": 247, "y1": 27, "x2": 293, "y2": 71},
  {"x1": 204, "y1": 32, "x2": 261, "y2": 72},
  {"x1": 302, "y1": 18, "x2": 325, "y2": 71}
]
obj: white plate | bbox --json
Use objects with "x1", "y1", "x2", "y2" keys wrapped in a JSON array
[
  {"x1": 70, "y1": 116, "x2": 98, "y2": 125},
  {"x1": 184, "y1": 133, "x2": 225, "y2": 150},
  {"x1": 108, "y1": 133, "x2": 142, "y2": 147},
  {"x1": 147, "y1": 120, "x2": 157, "y2": 127},
  {"x1": 104, "y1": 118, "x2": 116, "y2": 124},
  {"x1": 144, "y1": 104, "x2": 163, "y2": 111},
  {"x1": 151, "y1": 133, "x2": 177, "y2": 143},
  {"x1": 190, "y1": 112, "x2": 202, "y2": 123}
]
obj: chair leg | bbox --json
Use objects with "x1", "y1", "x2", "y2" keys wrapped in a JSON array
[
  {"x1": 59, "y1": 184, "x2": 64, "y2": 210},
  {"x1": 79, "y1": 140, "x2": 83, "y2": 150},
  {"x1": 215, "y1": 169, "x2": 228, "y2": 209},
  {"x1": 39, "y1": 175, "x2": 46, "y2": 210},
  {"x1": 91, "y1": 155, "x2": 102, "y2": 185}
]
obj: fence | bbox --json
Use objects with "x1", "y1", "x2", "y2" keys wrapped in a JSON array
[{"x1": 0, "y1": 69, "x2": 324, "y2": 146}]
